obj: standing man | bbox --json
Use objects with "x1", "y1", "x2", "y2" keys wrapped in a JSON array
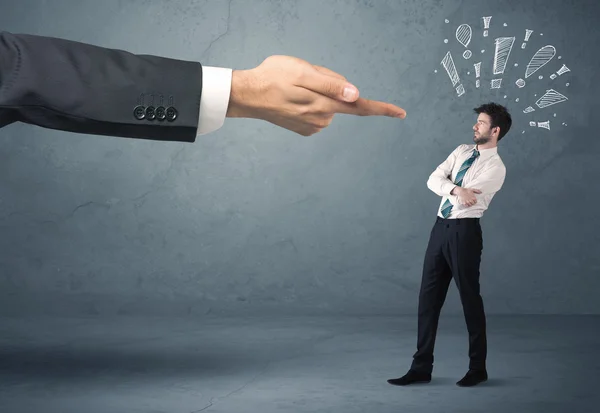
[{"x1": 388, "y1": 103, "x2": 511, "y2": 387}]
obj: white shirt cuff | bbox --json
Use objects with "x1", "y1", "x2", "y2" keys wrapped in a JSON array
[{"x1": 196, "y1": 66, "x2": 232, "y2": 135}]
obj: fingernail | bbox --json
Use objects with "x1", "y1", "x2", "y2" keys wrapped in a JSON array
[{"x1": 343, "y1": 86, "x2": 358, "y2": 101}]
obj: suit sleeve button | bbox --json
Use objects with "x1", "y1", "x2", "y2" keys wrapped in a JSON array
[
  {"x1": 166, "y1": 107, "x2": 178, "y2": 122},
  {"x1": 145, "y1": 106, "x2": 156, "y2": 120},
  {"x1": 133, "y1": 105, "x2": 146, "y2": 120},
  {"x1": 155, "y1": 106, "x2": 166, "y2": 121}
]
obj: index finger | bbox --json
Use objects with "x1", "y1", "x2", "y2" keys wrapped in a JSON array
[
  {"x1": 312, "y1": 65, "x2": 347, "y2": 81},
  {"x1": 332, "y1": 97, "x2": 407, "y2": 119}
]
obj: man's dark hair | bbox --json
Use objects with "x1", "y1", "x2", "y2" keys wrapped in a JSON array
[{"x1": 473, "y1": 102, "x2": 512, "y2": 141}]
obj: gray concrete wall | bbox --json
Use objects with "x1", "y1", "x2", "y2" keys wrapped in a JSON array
[{"x1": 0, "y1": 0, "x2": 598, "y2": 316}]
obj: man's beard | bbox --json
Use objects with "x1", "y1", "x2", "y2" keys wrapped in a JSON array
[{"x1": 474, "y1": 132, "x2": 491, "y2": 145}]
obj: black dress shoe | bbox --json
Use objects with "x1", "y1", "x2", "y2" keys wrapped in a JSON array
[
  {"x1": 456, "y1": 369, "x2": 488, "y2": 387},
  {"x1": 387, "y1": 369, "x2": 432, "y2": 386}
]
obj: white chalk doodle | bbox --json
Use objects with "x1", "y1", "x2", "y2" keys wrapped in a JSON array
[
  {"x1": 456, "y1": 24, "x2": 473, "y2": 59},
  {"x1": 456, "y1": 24, "x2": 472, "y2": 47},
  {"x1": 474, "y1": 62, "x2": 481, "y2": 77},
  {"x1": 556, "y1": 64, "x2": 571, "y2": 76},
  {"x1": 441, "y1": 51, "x2": 460, "y2": 86},
  {"x1": 521, "y1": 29, "x2": 533, "y2": 49},
  {"x1": 482, "y1": 16, "x2": 492, "y2": 37},
  {"x1": 535, "y1": 89, "x2": 568, "y2": 109},
  {"x1": 445, "y1": 19, "x2": 450, "y2": 23},
  {"x1": 474, "y1": 62, "x2": 481, "y2": 88},
  {"x1": 538, "y1": 121, "x2": 551, "y2": 130},
  {"x1": 493, "y1": 37, "x2": 515, "y2": 74},
  {"x1": 436, "y1": 18, "x2": 571, "y2": 131},
  {"x1": 525, "y1": 45, "x2": 556, "y2": 78},
  {"x1": 491, "y1": 37, "x2": 515, "y2": 88},
  {"x1": 549, "y1": 64, "x2": 570, "y2": 80},
  {"x1": 515, "y1": 45, "x2": 556, "y2": 88},
  {"x1": 441, "y1": 51, "x2": 465, "y2": 97}
]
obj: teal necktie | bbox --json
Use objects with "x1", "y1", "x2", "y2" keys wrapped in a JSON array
[{"x1": 440, "y1": 149, "x2": 480, "y2": 218}]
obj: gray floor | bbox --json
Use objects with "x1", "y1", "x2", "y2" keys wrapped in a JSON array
[{"x1": 0, "y1": 314, "x2": 597, "y2": 413}]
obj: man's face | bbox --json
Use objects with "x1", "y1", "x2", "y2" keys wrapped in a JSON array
[{"x1": 473, "y1": 113, "x2": 496, "y2": 145}]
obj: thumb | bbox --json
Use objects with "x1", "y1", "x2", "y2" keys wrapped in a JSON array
[
  {"x1": 472, "y1": 189, "x2": 482, "y2": 194},
  {"x1": 301, "y1": 69, "x2": 360, "y2": 102}
]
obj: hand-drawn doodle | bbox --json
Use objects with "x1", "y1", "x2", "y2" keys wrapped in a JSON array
[
  {"x1": 474, "y1": 62, "x2": 481, "y2": 88},
  {"x1": 526, "y1": 47, "x2": 556, "y2": 77},
  {"x1": 437, "y1": 17, "x2": 570, "y2": 131},
  {"x1": 493, "y1": 37, "x2": 516, "y2": 74},
  {"x1": 515, "y1": 45, "x2": 556, "y2": 88},
  {"x1": 535, "y1": 89, "x2": 568, "y2": 109},
  {"x1": 456, "y1": 24, "x2": 473, "y2": 59},
  {"x1": 550, "y1": 64, "x2": 571, "y2": 80},
  {"x1": 491, "y1": 79, "x2": 502, "y2": 89},
  {"x1": 537, "y1": 121, "x2": 551, "y2": 130},
  {"x1": 441, "y1": 51, "x2": 465, "y2": 97},
  {"x1": 521, "y1": 29, "x2": 533, "y2": 49},
  {"x1": 491, "y1": 37, "x2": 515, "y2": 88},
  {"x1": 482, "y1": 16, "x2": 492, "y2": 37}
]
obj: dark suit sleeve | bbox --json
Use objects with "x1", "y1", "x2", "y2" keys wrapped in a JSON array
[{"x1": 0, "y1": 31, "x2": 202, "y2": 142}]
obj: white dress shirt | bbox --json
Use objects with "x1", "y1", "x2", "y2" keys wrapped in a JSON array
[
  {"x1": 196, "y1": 66, "x2": 233, "y2": 135},
  {"x1": 427, "y1": 143, "x2": 506, "y2": 219}
]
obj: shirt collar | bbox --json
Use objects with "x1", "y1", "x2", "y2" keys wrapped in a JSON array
[{"x1": 473, "y1": 144, "x2": 497, "y2": 160}]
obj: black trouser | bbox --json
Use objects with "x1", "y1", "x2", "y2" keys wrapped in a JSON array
[{"x1": 410, "y1": 216, "x2": 487, "y2": 374}]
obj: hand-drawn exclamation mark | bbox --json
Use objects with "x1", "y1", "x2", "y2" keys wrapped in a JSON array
[
  {"x1": 491, "y1": 37, "x2": 515, "y2": 88},
  {"x1": 482, "y1": 16, "x2": 492, "y2": 37},
  {"x1": 549, "y1": 64, "x2": 570, "y2": 80},
  {"x1": 521, "y1": 29, "x2": 533, "y2": 49},
  {"x1": 474, "y1": 62, "x2": 481, "y2": 88},
  {"x1": 441, "y1": 51, "x2": 465, "y2": 97}
]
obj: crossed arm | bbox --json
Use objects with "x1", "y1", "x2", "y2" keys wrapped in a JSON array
[{"x1": 427, "y1": 145, "x2": 506, "y2": 207}]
